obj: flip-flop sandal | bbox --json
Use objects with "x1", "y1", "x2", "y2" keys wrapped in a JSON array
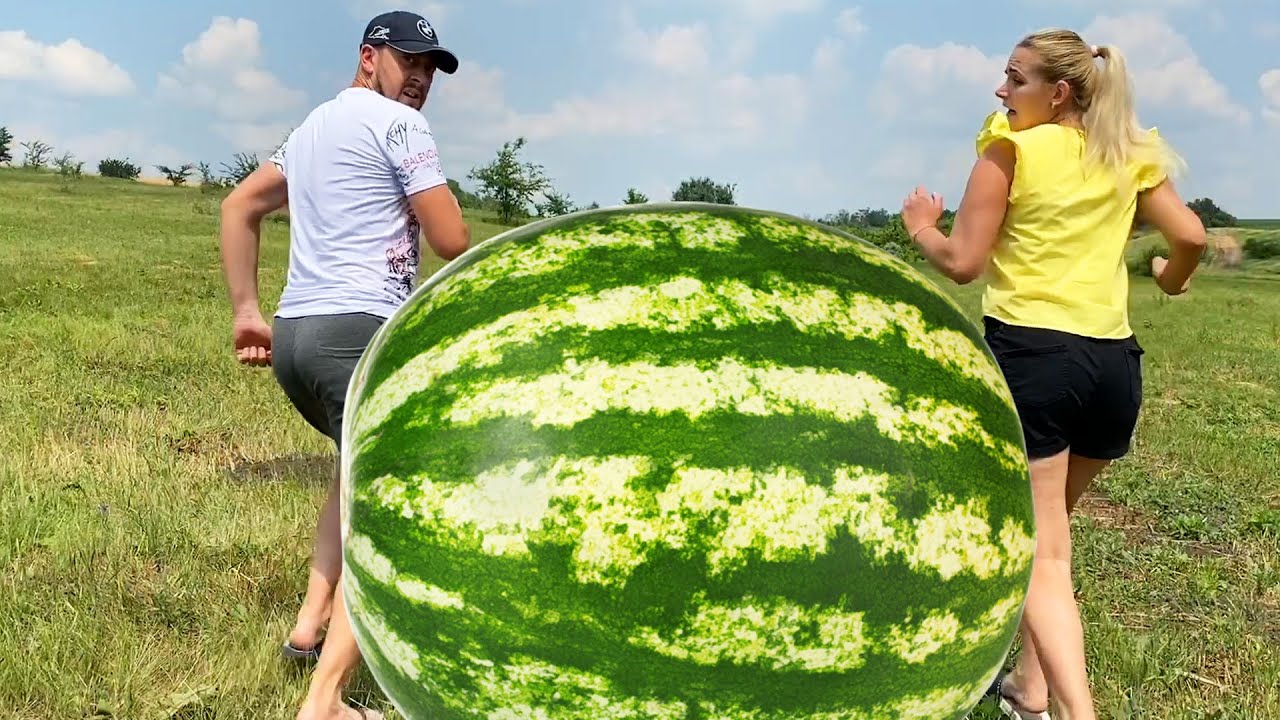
[
  {"x1": 281, "y1": 639, "x2": 323, "y2": 663},
  {"x1": 346, "y1": 701, "x2": 384, "y2": 719},
  {"x1": 986, "y1": 669, "x2": 1052, "y2": 720}
]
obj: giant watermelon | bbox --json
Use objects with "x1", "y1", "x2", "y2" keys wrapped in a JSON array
[{"x1": 338, "y1": 202, "x2": 1034, "y2": 719}]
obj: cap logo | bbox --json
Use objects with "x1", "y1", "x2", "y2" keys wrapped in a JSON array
[
  {"x1": 417, "y1": 19, "x2": 435, "y2": 40},
  {"x1": 368, "y1": 25, "x2": 390, "y2": 40}
]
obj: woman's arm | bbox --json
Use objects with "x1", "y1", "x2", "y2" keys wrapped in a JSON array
[
  {"x1": 1135, "y1": 179, "x2": 1207, "y2": 295},
  {"x1": 901, "y1": 139, "x2": 1015, "y2": 284}
]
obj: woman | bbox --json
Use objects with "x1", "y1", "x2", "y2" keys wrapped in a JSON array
[{"x1": 901, "y1": 29, "x2": 1206, "y2": 720}]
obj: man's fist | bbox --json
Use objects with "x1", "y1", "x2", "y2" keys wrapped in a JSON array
[{"x1": 233, "y1": 314, "x2": 273, "y2": 366}]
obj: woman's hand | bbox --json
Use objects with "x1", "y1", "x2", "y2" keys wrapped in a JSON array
[
  {"x1": 1151, "y1": 255, "x2": 1192, "y2": 295},
  {"x1": 901, "y1": 185, "x2": 944, "y2": 240}
]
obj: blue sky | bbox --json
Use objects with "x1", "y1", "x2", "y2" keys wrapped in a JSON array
[{"x1": 3, "y1": 0, "x2": 1278, "y2": 218}]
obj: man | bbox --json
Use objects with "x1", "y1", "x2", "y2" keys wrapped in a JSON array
[{"x1": 218, "y1": 10, "x2": 469, "y2": 720}]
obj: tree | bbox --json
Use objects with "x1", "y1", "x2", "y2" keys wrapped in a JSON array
[
  {"x1": 1186, "y1": 197, "x2": 1237, "y2": 228},
  {"x1": 0, "y1": 127, "x2": 12, "y2": 165},
  {"x1": 221, "y1": 152, "x2": 259, "y2": 185},
  {"x1": 21, "y1": 140, "x2": 53, "y2": 169},
  {"x1": 623, "y1": 187, "x2": 648, "y2": 204},
  {"x1": 446, "y1": 178, "x2": 485, "y2": 209},
  {"x1": 156, "y1": 163, "x2": 195, "y2": 186},
  {"x1": 535, "y1": 189, "x2": 576, "y2": 217},
  {"x1": 468, "y1": 137, "x2": 550, "y2": 224},
  {"x1": 671, "y1": 176, "x2": 736, "y2": 205}
]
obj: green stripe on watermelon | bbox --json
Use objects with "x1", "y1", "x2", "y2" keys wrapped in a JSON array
[
  {"x1": 349, "y1": 274, "x2": 1014, "y2": 449},
  {"x1": 344, "y1": 518, "x2": 1015, "y2": 718},
  {"x1": 355, "y1": 210, "x2": 984, "y2": 400},
  {"x1": 339, "y1": 203, "x2": 1032, "y2": 720}
]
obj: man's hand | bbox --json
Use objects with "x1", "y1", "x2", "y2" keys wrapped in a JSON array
[
  {"x1": 220, "y1": 162, "x2": 288, "y2": 340},
  {"x1": 233, "y1": 313, "x2": 273, "y2": 366}
]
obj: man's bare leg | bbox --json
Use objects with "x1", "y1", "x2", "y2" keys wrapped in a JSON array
[
  {"x1": 288, "y1": 466, "x2": 343, "y2": 653},
  {"x1": 296, "y1": 577, "x2": 379, "y2": 720}
]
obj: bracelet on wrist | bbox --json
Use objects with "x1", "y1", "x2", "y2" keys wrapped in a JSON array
[{"x1": 910, "y1": 225, "x2": 934, "y2": 242}]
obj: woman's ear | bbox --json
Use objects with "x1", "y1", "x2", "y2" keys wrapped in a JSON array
[{"x1": 1052, "y1": 79, "x2": 1073, "y2": 109}]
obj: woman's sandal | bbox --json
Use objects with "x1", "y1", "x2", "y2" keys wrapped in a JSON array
[
  {"x1": 986, "y1": 670, "x2": 1053, "y2": 720},
  {"x1": 281, "y1": 638, "x2": 324, "y2": 663}
]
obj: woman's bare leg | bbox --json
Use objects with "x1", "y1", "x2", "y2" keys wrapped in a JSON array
[
  {"x1": 1005, "y1": 454, "x2": 1111, "y2": 713},
  {"x1": 1001, "y1": 450, "x2": 1102, "y2": 719}
]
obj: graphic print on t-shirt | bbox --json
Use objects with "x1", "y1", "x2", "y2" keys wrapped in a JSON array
[
  {"x1": 385, "y1": 208, "x2": 420, "y2": 302},
  {"x1": 386, "y1": 119, "x2": 443, "y2": 188},
  {"x1": 269, "y1": 88, "x2": 449, "y2": 319}
]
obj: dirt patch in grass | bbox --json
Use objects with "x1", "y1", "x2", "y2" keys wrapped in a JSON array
[
  {"x1": 1077, "y1": 492, "x2": 1236, "y2": 561},
  {"x1": 223, "y1": 453, "x2": 334, "y2": 485}
]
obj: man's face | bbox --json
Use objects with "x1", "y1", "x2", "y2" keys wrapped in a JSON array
[{"x1": 362, "y1": 45, "x2": 436, "y2": 111}]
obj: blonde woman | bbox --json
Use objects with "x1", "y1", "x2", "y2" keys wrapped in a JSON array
[{"x1": 901, "y1": 29, "x2": 1206, "y2": 720}]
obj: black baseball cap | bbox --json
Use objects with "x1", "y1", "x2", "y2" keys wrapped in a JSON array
[{"x1": 362, "y1": 10, "x2": 459, "y2": 74}]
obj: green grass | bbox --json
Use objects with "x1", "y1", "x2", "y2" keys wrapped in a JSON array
[
  {"x1": 2, "y1": 169, "x2": 1278, "y2": 719},
  {"x1": 1236, "y1": 219, "x2": 1280, "y2": 230}
]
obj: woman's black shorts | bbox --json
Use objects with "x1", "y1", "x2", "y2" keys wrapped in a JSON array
[{"x1": 983, "y1": 316, "x2": 1145, "y2": 461}]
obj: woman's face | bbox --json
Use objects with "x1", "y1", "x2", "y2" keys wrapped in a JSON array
[{"x1": 994, "y1": 46, "x2": 1069, "y2": 131}]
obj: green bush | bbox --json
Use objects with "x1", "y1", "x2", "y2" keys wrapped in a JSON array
[
  {"x1": 1244, "y1": 232, "x2": 1280, "y2": 260},
  {"x1": 1128, "y1": 243, "x2": 1165, "y2": 276},
  {"x1": 98, "y1": 157, "x2": 141, "y2": 180}
]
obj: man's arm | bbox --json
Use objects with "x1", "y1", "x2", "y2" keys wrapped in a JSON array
[
  {"x1": 219, "y1": 162, "x2": 289, "y2": 318},
  {"x1": 409, "y1": 185, "x2": 469, "y2": 260},
  {"x1": 382, "y1": 110, "x2": 470, "y2": 261}
]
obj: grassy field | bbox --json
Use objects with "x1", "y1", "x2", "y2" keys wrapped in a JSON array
[{"x1": 1, "y1": 169, "x2": 1277, "y2": 719}]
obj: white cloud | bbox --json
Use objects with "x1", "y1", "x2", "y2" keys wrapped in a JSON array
[
  {"x1": 431, "y1": 14, "x2": 816, "y2": 156},
  {"x1": 0, "y1": 30, "x2": 134, "y2": 96},
  {"x1": 836, "y1": 8, "x2": 867, "y2": 37},
  {"x1": 872, "y1": 42, "x2": 1005, "y2": 124},
  {"x1": 808, "y1": 7, "x2": 865, "y2": 85},
  {"x1": 812, "y1": 37, "x2": 845, "y2": 77},
  {"x1": 1261, "y1": 69, "x2": 1280, "y2": 127},
  {"x1": 153, "y1": 17, "x2": 310, "y2": 156},
  {"x1": 716, "y1": 0, "x2": 824, "y2": 22},
  {"x1": 1257, "y1": 22, "x2": 1280, "y2": 40},
  {"x1": 156, "y1": 17, "x2": 308, "y2": 127},
  {"x1": 1083, "y1": 13, "x2": 1249, "y2": 125},
  {"x1": 620, "y1": 21, "x2": 711, "y2": 75}
]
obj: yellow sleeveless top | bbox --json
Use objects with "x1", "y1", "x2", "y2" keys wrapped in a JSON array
[{"x1": 975, "y1": 111, "x2": 1168, "y2": 340}]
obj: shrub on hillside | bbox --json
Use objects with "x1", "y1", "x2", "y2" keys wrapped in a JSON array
[
  {"x1": 1127, "y1": 243, "x2": 1164, "y2": 277},
  {"x1": 1244, "y1": 232, "x2": 1280, "y2": 260},
  {"x1": 157, "y1": 163, "x2": 195, "y2": 186},
  {"x1": 221, "y1": 153, "x2": 258, "y2": 185},
  {"x1": 54, "y1": 152, "x2": 83, "y2": 193},
  {"x1": 99, "y1": 157, "x2": 141, "y2": 180}
]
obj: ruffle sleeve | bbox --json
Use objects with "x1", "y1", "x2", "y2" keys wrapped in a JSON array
[
  {"x1": 1133, "y1": 127, "x2": 1168, "y2": 192},
  {"x1": 975, "y1": 111, "x2": 1017, "y2": 157}
]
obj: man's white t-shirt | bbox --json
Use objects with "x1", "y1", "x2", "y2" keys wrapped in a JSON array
[{"x1": 269, "y1": 87, "x2": 448, "y2": 319}]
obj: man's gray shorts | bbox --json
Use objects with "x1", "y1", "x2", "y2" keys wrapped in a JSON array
[{"x1": 272, "y1": 312, "x2": 385, "y2": 447}]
